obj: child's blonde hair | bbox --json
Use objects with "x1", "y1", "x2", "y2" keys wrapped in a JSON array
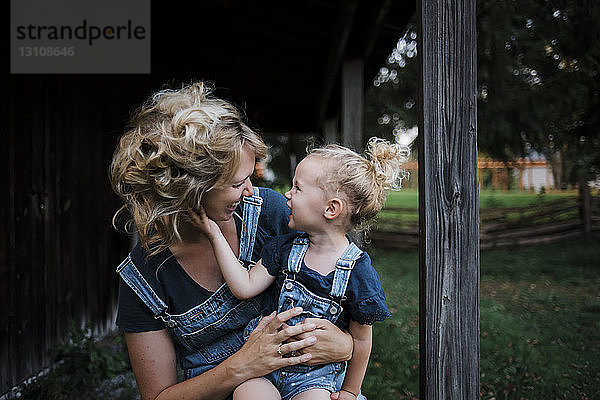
[{"x1": 308, "y1": 137, "x2": 410, "y2": 231}]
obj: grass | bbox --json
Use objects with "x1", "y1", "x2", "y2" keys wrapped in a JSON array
[
  {"x1": 383, "y1": 189, "x2": 579, "y2": 209},
  {"x1": 376, "y1": 189, "x2": 583, "y2": 230},
  {"x1": 363, "y1": 239, "x2": 600, "y2": 400}
]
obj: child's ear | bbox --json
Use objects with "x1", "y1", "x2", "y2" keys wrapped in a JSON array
[{"x1": 324, "y1": 198, "x2": 344, "y2": 220}]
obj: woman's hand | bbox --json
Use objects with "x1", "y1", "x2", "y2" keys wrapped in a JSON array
[
  {"x1": 291, "y1": 318, "x2": 353, "y2": 365},
  {"x1": 229, "y1": 307, "x2": 320, "y2": 378}
]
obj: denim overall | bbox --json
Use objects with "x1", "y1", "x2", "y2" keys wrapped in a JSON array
[
  {"x1": 116, "y1": 188, "x2": 264, "y2": 379},
  {"x1": 260, "y1": 235, "x2": 363, "y2": 400}
]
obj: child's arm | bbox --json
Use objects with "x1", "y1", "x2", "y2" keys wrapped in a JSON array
[
  {"x1": 190, "y1": 208, "x2": 275, "y2": 299},
  {"x1": 338, "y1": 320, "x2": 372, "y2": 400}
]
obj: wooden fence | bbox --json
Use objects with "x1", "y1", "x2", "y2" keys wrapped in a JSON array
[{"x1": 370, "y1": 196, "x2": 600, "y2": 250}]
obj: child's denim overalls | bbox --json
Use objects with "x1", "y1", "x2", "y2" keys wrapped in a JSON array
[
  {"x1": 251, "y1": 234, "x2": 363, "y2": 400},
  {"x1": 116, "y1": 188, "x2": 264, "y2": 379}
]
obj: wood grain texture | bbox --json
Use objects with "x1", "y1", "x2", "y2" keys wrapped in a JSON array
[
  {"x1": 417, "y1": 0, "x2": 480, "y2": 398},
  {"x1": 1, "y1": 76, "x2": 135, "y2": 393}
]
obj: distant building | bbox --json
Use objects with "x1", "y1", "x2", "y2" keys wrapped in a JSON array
[
  {"x1": 399, "y1": 157, "x2": 556, "y2": 191},
  {"x1": 479, "y1": 158, "x2": 553, "y2": 191}
]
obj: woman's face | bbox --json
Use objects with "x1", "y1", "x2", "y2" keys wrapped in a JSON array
[{"x1": 201, "y1": 146, "x2": 256, "y2": 222}]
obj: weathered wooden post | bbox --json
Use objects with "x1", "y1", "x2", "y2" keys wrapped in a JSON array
[{"x1": 417, "y1": 0, "x2": 480, "y2": 398}]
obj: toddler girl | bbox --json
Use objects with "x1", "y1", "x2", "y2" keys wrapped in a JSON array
[{"x1": 194, "y1": 137, "x2": 409, "y2": 400}]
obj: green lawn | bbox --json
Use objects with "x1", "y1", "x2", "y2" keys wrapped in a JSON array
[
  {"x1": 384, "y1": 189, "x2": 579, "y2": 209},
  {"x1": 364, "y1": 239, "x2": 600, "y2": 400},
  {"x1": 377, "y1": 189, "x2": 582, "y2": 230}
]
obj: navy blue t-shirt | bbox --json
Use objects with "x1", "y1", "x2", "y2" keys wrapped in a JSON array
[
  {"x1": 259, "y1": 233, "x2": 392, "y2": 329},
  {"x1": 116, "y1": 187, "x2": 292, "y2": 332}
]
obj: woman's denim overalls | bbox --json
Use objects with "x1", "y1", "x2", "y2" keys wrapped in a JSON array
[
  {"x1": 116, "y1": 188, "x2": 264, "y2": 379},
  {"x1": 254, "y1": 234, "x2": 364, "y2": 400}
]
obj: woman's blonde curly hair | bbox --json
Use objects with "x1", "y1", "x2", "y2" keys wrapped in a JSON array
[
  {"x1": 308, "y1": 137, "x2": 410, "y2": 232},
  {"x1": 110, "y1": 82, "x2": 267, "y2": 255}
]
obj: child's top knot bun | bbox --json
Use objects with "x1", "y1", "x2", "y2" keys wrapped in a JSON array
[{"x1": 365, "y1": 137, "x2": 410, "y2": 192}]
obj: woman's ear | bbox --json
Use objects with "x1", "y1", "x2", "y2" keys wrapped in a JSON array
[{"x1": 324, "y1": 198, "x2": 345, "y2": 220}]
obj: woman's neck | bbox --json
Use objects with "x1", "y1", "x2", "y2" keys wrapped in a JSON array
[
  {"x1": 168, "y1": 218, "x2": 239, "y2": 291},
  {"x1": 177, "y1": 218, "x2": 236, "y2": 244}
]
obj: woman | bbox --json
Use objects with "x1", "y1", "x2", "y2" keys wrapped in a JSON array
[{"x1": 110, "y1": 82, "x2": 354, "y2": 400}]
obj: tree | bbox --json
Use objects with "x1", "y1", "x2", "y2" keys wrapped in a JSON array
[
  {"x1": 366, "y1": 0, "x2": 600, "y2": 188},
  {"x1": 478, "y1": 0, "x2": 600, "y2": 188},
  {"x1": 365, "y1": 23, "x2": 419, "y2": 145}
]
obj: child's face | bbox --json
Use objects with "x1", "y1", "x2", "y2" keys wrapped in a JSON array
[{"x1": 284, "y1": 157, "x2": 329, "y2": 232}]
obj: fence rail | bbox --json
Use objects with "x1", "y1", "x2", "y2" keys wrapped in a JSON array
[{"x1": 370, "y1": 195, "x2": 599, "y2": 250}]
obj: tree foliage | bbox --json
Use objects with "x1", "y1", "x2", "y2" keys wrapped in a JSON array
[
  {"x1": 366, "y1": 0, "x2": 600, "y2": 187},
  {"x1": 478, "y1": 0, "x2": 600, "y2": 187},
  {"x1": 365, "y1": 24, "x2": 419, "y2": 145}
]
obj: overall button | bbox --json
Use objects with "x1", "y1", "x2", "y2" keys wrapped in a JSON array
[
  {"x1": 329, "y1": 306, "x2": 338, "y2": 315},
  {"x1": 166, "y1": 320, "x2": 176, "y2": 328},
  {"x1": 285, "y1": 282, "x2": 294, "y2": 291}
]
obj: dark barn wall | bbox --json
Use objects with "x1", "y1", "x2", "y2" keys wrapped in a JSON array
[{"x1": 1, "y1": 75, "x2": 151, "y2": 393}]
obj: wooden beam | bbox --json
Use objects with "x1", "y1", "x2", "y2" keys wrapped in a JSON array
[
  {"x1": 317, "y1": 0, "x2": 359, "y2": 122},
  {"x1": 323, "y1": 118, "x2": 338, "y2": 144},
  {"x1": 362, "y1": 0, "x2": 396, "y2": 60},
  {"x1": 342, "y1": 59, "x2": 364, "y2": 151},
  {"x1": 417, "y1": 0, "x2": 479, "y2": 398}
]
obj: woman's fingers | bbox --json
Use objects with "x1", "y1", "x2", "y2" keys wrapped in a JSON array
[
  {"x1": 275, "y1": 320, "x2": 316, "y2": 342},
  {"x1": 253, "y1": 311, "x2": 277, "y2": 333},
  {"x1": 290, "y1": 317, "x2": 353, "y2": 365},
  {"x1": 239, "y1": 308, "x2": 321, "y2": 375},
  {"x1": 278, "y1": 335, "x2": 317, "y2": 356},
  {"x1": 275, "y1": 351, "x2": 312, "y2": 366},
  {"x1": 264, "y1": 307, "x2": 303, "y2": 333}
]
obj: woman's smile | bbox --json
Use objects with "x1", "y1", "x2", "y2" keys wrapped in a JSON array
[{"x1": 227, "y1": 200, "x2": 241, "y2": 211}]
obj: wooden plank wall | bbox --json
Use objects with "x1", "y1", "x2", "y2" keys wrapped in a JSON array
[
  {"x1": 417, "y1": 0, "x2": 480, "y2": 398},
  {"x1": 1, "y1": 75, "x2": 147, "y2": 394}
]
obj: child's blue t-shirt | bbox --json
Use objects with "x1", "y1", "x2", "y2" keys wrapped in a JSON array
[{"x1": 259, "y1": 233, "x2": 392, "y2": 328}]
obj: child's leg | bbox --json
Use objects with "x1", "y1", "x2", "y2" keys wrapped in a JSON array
[
  {"x1": 233, "y1": 377, "x2": 280, "y2": 400},
  {"x1": 291, "y1": 388, "x2": 332, "y2": 400}
]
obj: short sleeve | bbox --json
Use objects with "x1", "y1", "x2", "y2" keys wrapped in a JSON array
[
  {"x1": 115, "y1": 243, "x2": 213, "y2": 333},
  {"x1": 345, "y1": 253, "x2": 392, "y2": 325},
  {"x1": 116, "y1": 278, "x2": 165, "y2": 332},
  {"x1": 348, "y1": 293, "x2": 392, "y2": 325},
  {"x1": 259, "y1": 233, "x2": 296, "y2": 277},
  {"x1": 260, "y1": 235, "x2": 281, "y2": 276}
]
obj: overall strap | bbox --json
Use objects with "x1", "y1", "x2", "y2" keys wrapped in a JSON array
[
  {"x1": 329, "y1": 242, "x2": 363, "y2": 299},
  {"x1": 116, "y1": 255, "x2": 176, "y2": 327},
  {"x1": 287, "y1": 235, "x2": 309, "y2": 274},
  {"x1": 238, "y1": 187, "x2": 263, "y2": 263}
]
